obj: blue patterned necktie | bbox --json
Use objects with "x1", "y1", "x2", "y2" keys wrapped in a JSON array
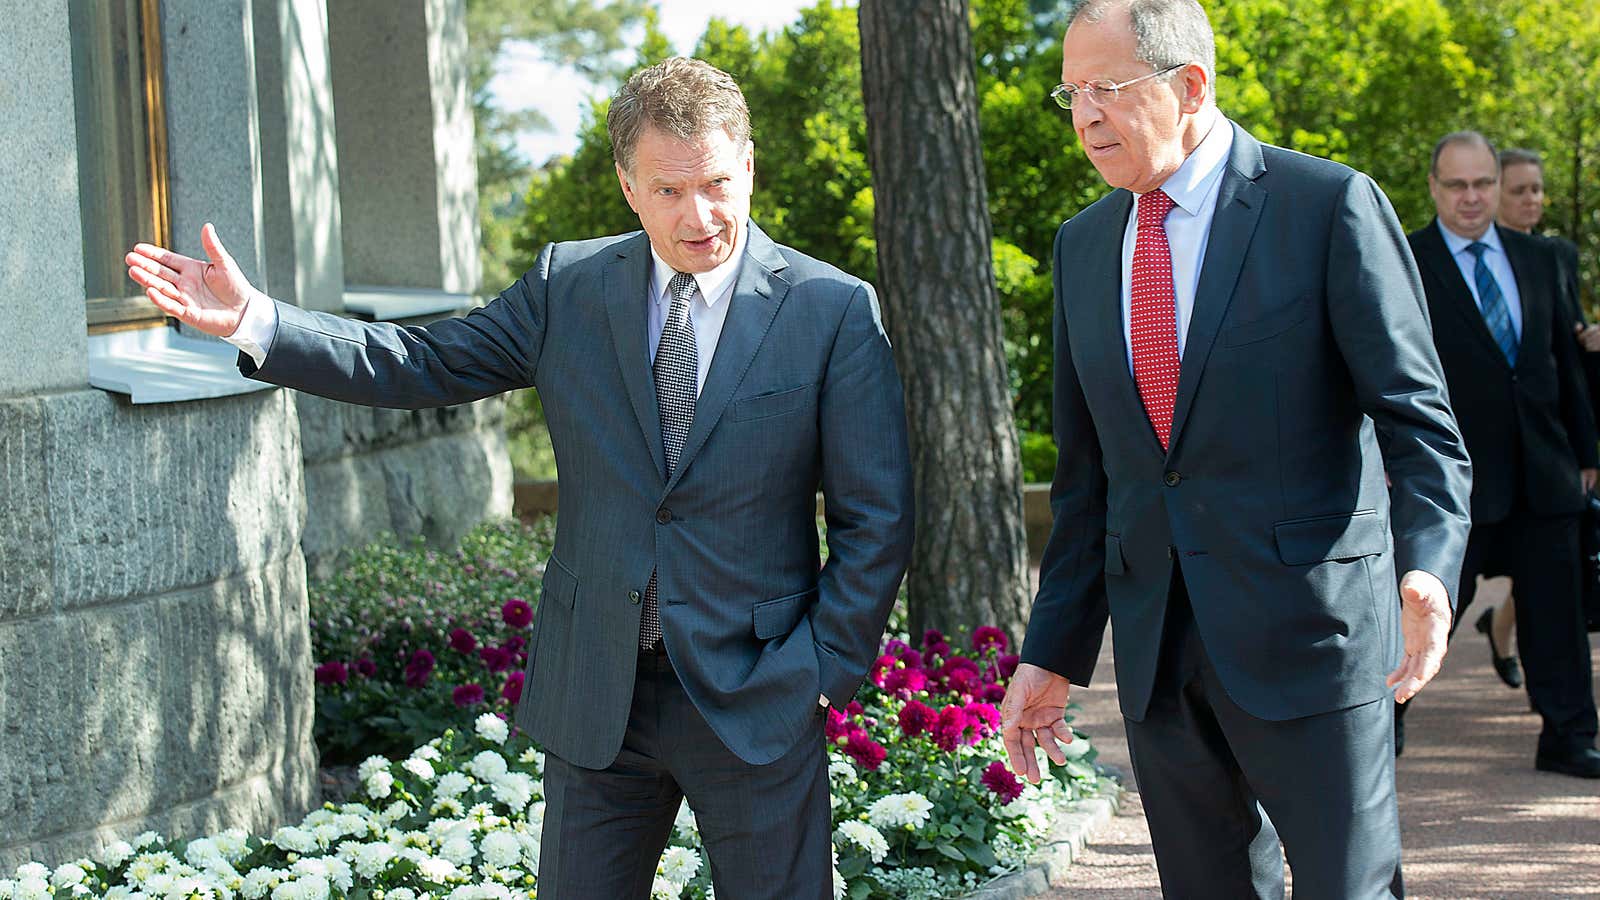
[
  {"x1": 640, "y1": 271, "x2": 699, "y2": 649},
  {"x1": 1466, "y1": 241, "x2": 1518, "y2": 366}
]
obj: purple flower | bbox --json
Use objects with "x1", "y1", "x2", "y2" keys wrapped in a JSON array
[
  {"x1": 502, "y1": 598, "x2": 534, "y2": 628},
  {"x1": 933, "y1": 706, "x2": 972, "y2": 751},
  {"x1": 403, "y1": 648, "x2": 436, "y2": 689},
  {"x1": 870, "y1": 653, "x2": 899, "y2": 686},
  {"x1": 503, "y1": 635, "x2": 526, "y2": 653},
  {"x1": 945, "y1": 667, "x2": 979, "y2": 697},
  {"x1": 314, "y1": 661, "x2": 348, "y2": 685},
  {"x1": 972, "y1": 626, "x2": 1009, "y2": 655},
  {"x1": 452, "y1": 683, "x2": 485, "y2": 707},
  {"x1": 824, "y1": 708, "x2": 853, "y2": 742},
  {"x1": 898, "y1": 700, "x2": 937, "y2": 737},
  {"x1": 965, "y1": 702, "x2": 1002, "y2": 739},
  {"x1": 501, "y1": 671, "x2": 525, "y2": 704},
  {"x1": 900, "y1": 649, "x2": 924, "y2": 670},
  {"x1": 980, "y1": 683, "x2": 1007, "y2": 703},
  {"x1": 449, "y1": 628, "x2": 477, "y2": 654},
  {"x1": 885, "y1": 638, "x2": 910, "y2": 656},
  {"x1": 982, "y1": 760, "x2": 1025, "y2": 805},
  {"x1": 997, "y1": 653, "x2": 1021, "y2": 680},
  {"x1": 354, "y1": 657, "x2": 377, "y2": 678},
  {"x1": 843, "y1": 731, "x2": 887, "y2": 771},
  {"x1": 882, "y1": 666, "x2": 928, "y2": 697},
  {"x1": 929, "y1": 641, "x2": 952, "y2": 659},
  {"x1": 479, "y1": 645, "x2": 514, "y2": 673},
  {"x1": 922, "y1": 628, "x2": 946, "y2": 649}
]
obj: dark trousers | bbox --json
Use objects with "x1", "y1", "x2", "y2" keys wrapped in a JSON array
[
  {"x1": 536, "y1": 646, "x2": 833, "y2": 900},
  {"x1": 1453, "y1": 512, "x2": 1599, "y2": 753},
  {"x1": 1125, "y1": 573, "x2": 1404, "y2": 900}
]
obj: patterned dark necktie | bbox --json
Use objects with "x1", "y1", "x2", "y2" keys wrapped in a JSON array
[
  {"x1": 1466, "y1": 241, "x2": 1518, "y2": 366},
  {"x1": 640, "y1": 271, "x2": 699, "y2": 649}
]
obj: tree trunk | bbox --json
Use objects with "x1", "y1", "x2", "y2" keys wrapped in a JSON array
[{"x1": 858, "y1": 0, "x2": 1032, "y2": 643}]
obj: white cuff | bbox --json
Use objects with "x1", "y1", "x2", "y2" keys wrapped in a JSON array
[{"x1": 225, "y1": 293, "x2": 279, "y2": 368}]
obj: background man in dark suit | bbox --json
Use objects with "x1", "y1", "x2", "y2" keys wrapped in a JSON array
[
  {"x1": 999, "y1": 1, "x2": 1472, "y2": 896},
  {"x1": 126, "y1": 58, "x2": 915, "y2": 899},
  {"x1": 1405, "y1": 131, "x2": 1600, "y2": 779}
]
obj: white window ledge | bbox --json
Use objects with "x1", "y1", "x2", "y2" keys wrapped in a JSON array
[
  {"x1": 88, "y1": 326, "x2": 275, "y2": 405},
  {"x1": 343, "y1": 286, "x2": 474, "y2": 322}
]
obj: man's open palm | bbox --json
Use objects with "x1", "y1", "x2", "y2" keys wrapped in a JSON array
[
  {"x1": 125, "y1": 223, "x2": 256, "y2": 338},
  {"x1": 999, "y1": 662, "x2": 1076, "y2": 784}
]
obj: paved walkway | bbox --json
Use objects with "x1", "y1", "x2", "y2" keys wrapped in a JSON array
[{"x1": 1049, "y1": 623, "x2": 1600, "y2": 898}]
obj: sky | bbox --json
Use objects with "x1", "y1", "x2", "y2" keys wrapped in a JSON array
[{"x1": 489, "y1": 1, "x2": 813, "y2": 166}]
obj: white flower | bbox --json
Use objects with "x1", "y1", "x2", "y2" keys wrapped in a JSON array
[
  {"x1": 10, "y1": 868, "x2": 45, "y2": 884},
  {"x1": 431, "y1": 797, "x2": 466, "y2": 818},
  {"x1": 103, "y1": 888, "x2": 140, "y2": 900},
  {"x1": 365, "y1": 770, "x2": 395, "y2": 799},
  {"x1": 270, "y1": 880, "x2": 303, "y2": 900},
  {"x1": 402, "y1": 758, "x2": 437, "y2": 782},
  {"x1": 411, "y1": 744, "x2": 443, "y2": 763},
  {"x1": 214, "y1": 829, "x2": 250, "y2": 862},
  {"x1": 658, "y1": 846, "x2": 701, "y2": 884},
  {"x1": 517, "y1": 831, "x2": 540, "y2": 869},
  {"x1": 526, "y1": 801, "x2": 546, "y2": 832},
  {"x1": 517, "y1": 748, "x2": 543, "y2": 772},
  {"x1": 440, "y1": 836, "x2": 477, "y2": 866},
  {"x1": 51, "y1": 864, "x2": 87, "y2": 888},
  {"x1": 836, "y1": 821, "x2": 889, "y2": 863},
  {"x1": 387, "y1": 891, "x2": 418, "y2": 900},
  {"x1": 489, "y1": 773, "x2": 534, "y2": 810},
  {"x1": 271, "y1": 827, "x2": 319, "y2": 855},
  {"x1": 346, "y1": 843, "x2": 392, "y2": 880},
  {"x1": 467, "y1": 751, "x2": 508, "y2": 781},
  {"x1": 167, "y1": 876, "x2": 215, "y2": 899},
  {"x1": 358, "y1": 756, "x2": 391, "y2": 782},
  {"x1": 435, "y1": 772, "x2": 473, "y2": 799},
  {"x1": 1060, "y1": 735, "x2": 1092, "y2": 761},
  {"x1": 475, "y1": 714, "x2": 510, "y2": 745},
  {"x1": 12, "y1": 877, "x2": 47, "y2": 900},
  {"x1": 102, "y1": 840, "x2": 135, "y2": 867},
  {"x1": 480, "y1": 832, "x2": 521, "y2": 869},
  {"x1": 185, "y1": 838, "x2": 224, "y2": 869},
  {"x1": 381, "y1": 800, "x2": 415, "y2": 825},
  {"x1": 867, "y1": 792, "x2": 934, "y2": 830},
  {"x1": 133, "y1": 832, "x2": 162, "y2": 850},
  {"x1": 827, "y1": 759, "x2": 857, "y2": 783},
  {"x1": 672, "y1": 802, "x2": 698, "y2": 842},
  {"x1": 240, "y1": 868, "x2": 279, "y2": 900},
  {"x1": 650, "y1": 876, "x2": 678, "y2": 900},
  {"x1": 416, "y1": 857, "x2": 459, "y2": 883},
  {"x1": 0, "y1": 878, "x2": 15, "y2": 900}
]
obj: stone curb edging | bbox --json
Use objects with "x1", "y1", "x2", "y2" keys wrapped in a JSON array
[{"x1": 962, "y1": 773, "x2": 1127, "y2": 900}]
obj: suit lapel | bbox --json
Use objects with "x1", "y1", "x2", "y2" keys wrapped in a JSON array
[
  {"x1": 1499, "y1": 230, "x2": 1537, "y2": 368},
  {"x1": 1168, "y1": 123, "x2": 1265, "y2": 453},
  {"x1": 1083, "y1": 191, "x2": 1156, "y2": 449},
  {"x1": 666, "y1": 222, "x2": 792, "y2": 493},
  {"x1": 602, "y1": 232, "x2": 668, "y2": 481},
  {"x1": 1414, "y1": 221, "x2": 1512, "y2": 370}
]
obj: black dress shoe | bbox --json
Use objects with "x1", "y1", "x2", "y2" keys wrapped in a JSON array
[
  {"x1": 1535, "y1": 746, "x2": 1600, "y2": 778},
  {"x1": 1474, "y1": 607, "x2": 1524, "y2": 689}
]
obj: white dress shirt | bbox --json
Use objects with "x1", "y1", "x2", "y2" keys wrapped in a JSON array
[
  {"x1": 1120, "y1": 112, "x2": 1233, "y2": 374},
  {"x1": 226, "y1": 224, "x2": 750, "y2": 379},
  {"x1": 1437, "y1": 220, "x2": 1524, "y2": 342}
]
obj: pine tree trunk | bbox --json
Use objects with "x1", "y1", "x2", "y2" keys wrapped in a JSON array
[{"x1": 858, "y1": 0, "x2": 1032, "y2": 643}]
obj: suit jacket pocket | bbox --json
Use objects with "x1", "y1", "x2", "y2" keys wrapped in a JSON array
[
  {"x1": 1273, "y1": 510, "x2": 1386, "y2": 565},
  {"x1": 1104, "y1": 533, "x2": 1127, "y2": 575},
  {"x1": 542, "y1": 554, "x2": 578, "y2": 610},
  {"x1": 729, "y1": 383, "x2": 818, "y2": 422},
  {"x1": 1222, "y1": 301, "x2": 1309, "y2": 347},
  {"x1": 753, "y1": 587, "x2": 817, "y2": 638}
]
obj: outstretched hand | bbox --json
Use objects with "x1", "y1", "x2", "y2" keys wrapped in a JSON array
[
  {"x1": 999, "y1": 662, "x2": 1075, "y2": 784},
  {"x1": 1388, "y1": 569, "x2": 1452, "y2": 704},
  {"x1": 125, "y1": 223, "x2": 258, "y2": 338}
]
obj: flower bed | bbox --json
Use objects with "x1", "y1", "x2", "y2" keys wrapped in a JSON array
[{"x1": 5, "y1": 522, "x2": 1109, "y2": 899}]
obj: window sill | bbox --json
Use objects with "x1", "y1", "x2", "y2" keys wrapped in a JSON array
[
  {"x1": 88, "y1": 326, "x2": 275, "y2": 405},
  {"x1": 343, "y1": 286, "x2": 475, "y2": 322}
]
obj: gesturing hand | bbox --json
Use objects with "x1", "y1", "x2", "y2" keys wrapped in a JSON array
[
  {"x1": 1387, "y1": 569, "x2": 1452, "y2": 704},
  {"x1": 999, "y1": 663, "x2": 1075, "y2": 784},
  {"x1": 125, "y1": 223, "x2": 258, "y2": 338}
]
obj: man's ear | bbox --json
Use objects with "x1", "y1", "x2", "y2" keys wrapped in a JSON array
[
  {"x1": 1178, "y1": 64, "x2": 1210, "y2": 115},
  {"x1": 617, "y1": 163, "x2": 640, "y2": 214}
]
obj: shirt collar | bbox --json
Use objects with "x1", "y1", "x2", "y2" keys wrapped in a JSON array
[
  {"x1": 649, "y1": 222, "x2": 749, "y2": 308},
  {"x1": 1136, "y1": 111, "x2": 1232, "y2": 217},
  {"x1": 1437, "y1": 219, "x2": 1504, "y2": 259}
]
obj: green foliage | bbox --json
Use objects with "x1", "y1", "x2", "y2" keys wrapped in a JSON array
[
  {"x1": 309, "y1": 519, "x2": 556, "y2": 763},
  {"x1": 1018, "y1": 429, "x2": 1059, "y2": 484}
]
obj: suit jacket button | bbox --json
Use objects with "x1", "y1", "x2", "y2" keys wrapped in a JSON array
[
  {"x1": 628, "y1": 590, "x2": 642, "y2": 604},
  {"x1": 656, "y1": 508, "x2": 673, "y2": 524},
  {"x1": 1164, "y1": 471, "x2": 1182, "y2": 487}
]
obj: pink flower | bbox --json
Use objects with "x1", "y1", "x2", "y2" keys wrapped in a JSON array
[
  {"x1": 997, "y1": 653, "x2": 1021, "y2": 680},
  {"x1": 502, "y1": 598, "x2": 534, "y2": 628},
  {"x1": 932, "y1": 705, "x2": 972, "y2": 751},
  {"x1": 479, "y1": 645, "x2": 513, "y2": 673},
  {"x1": 503, "y1": 635, "x2": 526, "y2": 653},
  {"x1": 980, "y1": 683, "x2": 1007, "y2": 703},
  {"x1": 843, "y1": 731, "x2": 887, "y2": 771},
  {"x1": 885, "y1": 638, "x2": 910, "y2": 656},
  {"x1": 942, "y1": 656, "x2": 982, "y2": 677},
  {"x1": 965, "y1": 702, "x2": 1002, "y2": 739},
  {"x1": 449, "y1": 628, "x2": 477, "y2": 654},
  {"x1": 929, "y1": 641, "x2": 952, "y2": 659},
  {"x1": 314, "y1": 661, "x2": 348, "y2": 685},
  {"x1": 501, "y1": 671, "x2": 525, "y2": 704},
  {"x1": 981, "y1": 760, "x2": 1025, "y2": 805},
  {"x1": 354, "y1": 657, "x2": 377, "y2": 678},
  {"x1": 870, "y1": 653, "x2": 899, "y2": 686},
  {"x1": 922, "y1": 628, "x2": 946, "y2": 649},
  {"x1": 900, "y1": 648, "x2": 924, "y2": 670},
  {"x1": 824, "y1": 708, "x2": 853, "y2": 742},
  {"x1": 452, "y1": 683, "x2": 485, "y2": 707},
  {"x1": 898, "y1": 700, "x2": 937, "y2": 737},
  {"x1": 972, "y1": 626, "x2": 1009, "y2": 655},
  {"x1": 945, "y1": 667, "x2": 979, "y2": 697},
  {"x1": 846, "y1": 700, "x2": 864, "y2": 718},
  {"x1": 403, "y1": 649, "x2": 435, "y2": 689},
  {"x1": 882, "y1": 666, "x2": 928, "y2": 696}
]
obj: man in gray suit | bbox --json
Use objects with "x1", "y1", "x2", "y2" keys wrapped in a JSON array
[
  {"x1": 998, "y1": 1, "x2": 1471, "y2": 897},
  {"x1": 127, "y1": 58, "x2": 914, "y2": 900}
]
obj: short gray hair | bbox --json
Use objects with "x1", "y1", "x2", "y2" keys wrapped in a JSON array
[
  {"x1": 606, "y1": 57, "x2": 751, "y2": 175},
  {"x1": 1430, "y1": 130, "x2": 1498, "y2": 176},
  {"x1": 1067, "y1": 0, "x2": 1216, "y2": 83},
  {"x1": 1499, "y1": 147, "x2": 1543, "y2": 172}
]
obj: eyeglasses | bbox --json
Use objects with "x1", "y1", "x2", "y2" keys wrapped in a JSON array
[{"x1": 1050, "y1": 63, "x2": 1186, "y2": 110}]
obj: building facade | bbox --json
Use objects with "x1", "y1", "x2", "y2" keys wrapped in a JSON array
[{"x1": 0, "y1": 0, "x2": 511, "y2": 866}]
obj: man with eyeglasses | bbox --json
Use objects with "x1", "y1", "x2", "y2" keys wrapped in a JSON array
[
  {"x1": 999, "y1": 1, "x2": 1471, "y2": 896},
  {"x1": 1404, "y1": 130, "x2": 1600, "y2": 780}
]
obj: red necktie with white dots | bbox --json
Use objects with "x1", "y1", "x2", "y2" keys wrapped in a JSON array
[{"x1": 1129, "y1": 190, "x2": 1180, "y2": 451}]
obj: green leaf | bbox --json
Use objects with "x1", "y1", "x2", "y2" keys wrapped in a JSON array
[{"x1": 935, "y1": 842, "x2": 966, "y2": 862}]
